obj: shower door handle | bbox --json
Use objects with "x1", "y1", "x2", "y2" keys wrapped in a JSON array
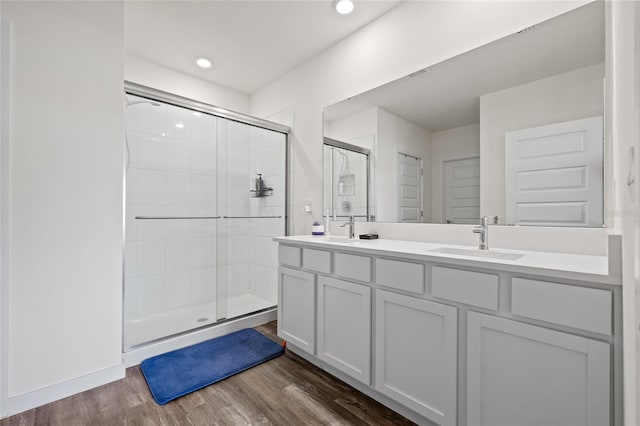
[
  {"x1": 135, "y1": 216, "x2": 221, "y2": 220},
  {"x1": 222, "y1": 216, "x2": 283, "y2": 219}
]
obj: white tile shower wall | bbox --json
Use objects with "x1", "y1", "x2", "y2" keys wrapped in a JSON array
[
  {"x1": 252, "y1": 127, "x2": 285, "y2": 301},
  {"x1": 125, "y1": 95, "x2": 219, "y2": 319},
  {"x1": 166, "y1": 271, "x2": 191, "y2": 308},
  {"x1": 253, "y1": 218, "x2": 281, "y2": 303},
  {"x1": 220, "y1": 124, "x2": 285, "y2": 302}
]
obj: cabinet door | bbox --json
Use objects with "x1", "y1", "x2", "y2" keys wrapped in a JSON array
[
  {"x1": 277, "y1": 267, "x2": 315, "y2": 354},
  {"x1": 317, "y1": 276, "x2": 371, "y2": 384},
  {"x1": 467, "y1": 312, "x2": 610, "y2": 426},
  {"x1": 375, "y1": 290, "x2": 458, "y2": 425}
]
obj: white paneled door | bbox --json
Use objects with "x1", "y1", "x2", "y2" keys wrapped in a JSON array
[
  {"x1": 443, "y1": 157, "x2": 480, "y2": 224},
  {"x1": 397, "y1": 153, "x2": 422, "y2": 222},
  {"x1": 505, "y1": 116, "x2": 603, "y2": 226}
]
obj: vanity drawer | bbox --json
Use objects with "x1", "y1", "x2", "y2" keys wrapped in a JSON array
[
  {"x1": 511, "y1": 278, "x2": 611, "y2": 335},
  {"x1": 278, "y1": 245, "x2": 301, "y2": 268},
  {"x1": 376, "y1": 258, "x2": 424, "y2": 294},
  {"x1": 432, "y1": 266, "x2": 498, "y2": 310},
  {"x1": 303, "y1": 248, "x2": 331, "y2": 273},
  {"x1": 335, "y1": 252, "x2": 371, "y2": 282}
]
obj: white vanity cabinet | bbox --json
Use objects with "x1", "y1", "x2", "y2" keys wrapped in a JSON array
[
  {"x1": 467, "y1": 312, "x2": 610, "y2": 426},
  {"x1": 375, "y1": 290, "x2": 457, "y2": 425},
  {"x1": 277, "y1": 265, "x2": 316, "y2": 355},
  {"x1": 274, "y1": 237, "x2": 620, "y2": 426},
  {"x1": 317, "y1": 276, "x2": 371, "y2": 384}
]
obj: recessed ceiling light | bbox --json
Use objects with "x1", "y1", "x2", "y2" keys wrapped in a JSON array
[
  {"x1": 175, "y1": 123, "x2": 185, "y2": 129},
  {"x1": 195, "y1": 57, "x2": 212, "y2": 69},
  {"x1": 334, "y1": 0, "x2": 354, "y2": 15}
]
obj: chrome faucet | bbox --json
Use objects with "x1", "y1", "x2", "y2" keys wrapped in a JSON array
[
  {"x1": 341, "y1": 215, "x2": 356, "y2": 239},
  {"x1": 472, "y1": 216, "x2": 489, "y2": 250}
]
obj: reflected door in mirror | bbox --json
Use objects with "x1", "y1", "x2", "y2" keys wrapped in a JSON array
[
  {"x1": 398, "y1": 153, "x2": 422, "y2": 222},
  {"x1": 444, "y1": 157, "x2": 480, "y2": 224},
  {"x1": 505, "y1": 116, "x2": 603, "y2": 227}
]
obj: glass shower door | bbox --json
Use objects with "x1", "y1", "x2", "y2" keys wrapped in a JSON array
[
  {"x1": 124, "y1": 95, "x2": 220, "y2": 348},
  {"x1": 217, "y1": 119, "x2": 286, "y2": 320}
]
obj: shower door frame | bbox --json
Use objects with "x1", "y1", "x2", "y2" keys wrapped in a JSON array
[{"x1": 123, "y1": 81, "x2": 291, "y2": 351}]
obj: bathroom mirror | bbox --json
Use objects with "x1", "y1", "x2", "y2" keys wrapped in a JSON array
[{"x1": 323, "y1": 2, "x2": 605, "y2": 226}]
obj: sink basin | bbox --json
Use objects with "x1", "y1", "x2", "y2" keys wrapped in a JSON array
[
  {"x1": 300, "y1": 235, "x2": 359, "y2": 244},
  {"x1": 324, "y1": 237, "x2": 360, "y2": 244},
  {"x1": 428, "y1": 247, "x2": 524, "y2": 261}
]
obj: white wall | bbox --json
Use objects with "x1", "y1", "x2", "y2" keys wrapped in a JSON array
[
  {"x1": 1, "y1": 0, "x2": 125, "y2": 412},
  {"x1": 325, "y1": 107, "x2": 377, "y2": 146},
  {"x1": 431, "y1": 123, "x2": 480, "y2": 223},
  {"x1": 0, "y1": 17, "x2": 11, "y2": 419},
  {"x1": 250, "y1": 0, "x2": 590, "y2": 235},
  {"x1": 376, "y1": 108, "x2": 431, "y2": 222},
  {"x1": 479, "y1": 62, "x2": 605, "y2": 217},
  {"x1": 125, "y1": 54, "x2": 250, "y2": 114}
]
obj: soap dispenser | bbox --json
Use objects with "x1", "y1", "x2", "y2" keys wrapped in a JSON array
[
  {"x1": 256, "y1": 173, "x2": 265, "y2": 192},
  {"x1": 312, "y1": 220, "x2": 325, "y2": 235}
]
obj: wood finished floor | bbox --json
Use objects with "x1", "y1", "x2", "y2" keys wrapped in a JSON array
[{"x1": 0, "y1": 321, "x2": 415, "y2": 426}]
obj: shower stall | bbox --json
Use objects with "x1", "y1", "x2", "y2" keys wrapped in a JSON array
[
  {"x1": 123, "y1": 83, "x2": 288, "y2": 349},
  {"x1": 323, "y1": 137, "x2": 371, "y2": 221}
]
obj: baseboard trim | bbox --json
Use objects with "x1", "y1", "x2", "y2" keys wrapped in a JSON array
[
  {"x1": 123, "y1": 308, "x2": 277, "y2": 367},
  {"x1": 3, "y1": 363, "x2": 125, "y2": 419}
]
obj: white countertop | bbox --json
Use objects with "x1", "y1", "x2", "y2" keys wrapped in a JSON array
[{"x1": 274, "y1": 235, "x2": 620, "y2": 285}]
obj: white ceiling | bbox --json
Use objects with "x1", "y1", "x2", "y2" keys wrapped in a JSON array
[
  {"x1": 125, "y1": 0, "x2": 401, "y2": 95},
  {"x1": 324, "y1": 1, "x2": 605, "y2": 132}
]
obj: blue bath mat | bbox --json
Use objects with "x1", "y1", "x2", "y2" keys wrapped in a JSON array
[{"x1": 140, "y1": 328, "x2": 284, "y2": 405}]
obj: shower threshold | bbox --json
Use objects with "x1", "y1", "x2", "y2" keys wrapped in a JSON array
[{"x1": 124, "y1": 291, "x2": 275, "y2": 349}]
